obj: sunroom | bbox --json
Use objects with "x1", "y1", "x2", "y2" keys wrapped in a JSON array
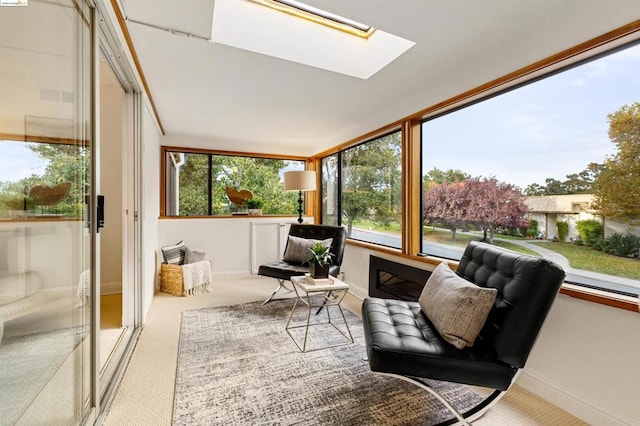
[{"x1": 1, "y1": 1, "x2": 639, "y2": 424}]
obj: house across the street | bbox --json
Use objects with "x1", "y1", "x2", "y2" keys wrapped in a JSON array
[{"x1": 526, "y1": 194, "x2": 639, "y2": 240}]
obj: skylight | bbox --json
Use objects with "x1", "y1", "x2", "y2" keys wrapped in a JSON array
[
  {"x1": 211, "y1": 0, "x2": 415, "y2": 80},
  {"x1": 249, "y1": 0, "x2": 376, "y2": 39}
]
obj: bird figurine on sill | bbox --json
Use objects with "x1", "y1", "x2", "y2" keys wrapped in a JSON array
[{"x1": 225, "y1": 186, "x2": 253, "y2": 206}]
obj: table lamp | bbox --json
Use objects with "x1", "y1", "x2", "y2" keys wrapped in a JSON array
[{"x1": 284, "y1": 170, "x2": 316, "y2": 223}]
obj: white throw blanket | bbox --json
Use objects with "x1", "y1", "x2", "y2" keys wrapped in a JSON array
[{"x1": 181, "y1": 260, "x2": 213, "y2": 296}]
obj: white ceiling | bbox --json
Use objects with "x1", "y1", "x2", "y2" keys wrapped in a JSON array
[{"x1": 119, "y1": 0, "x2": 640, "y2": 156}]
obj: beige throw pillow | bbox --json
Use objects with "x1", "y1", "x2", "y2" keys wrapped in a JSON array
[
  {"x1": 418, "y1": 262, "x2": 498, "y2": 349},
  {"x1": 282, "y1": 236, "x2": 333, "y2": 264}
]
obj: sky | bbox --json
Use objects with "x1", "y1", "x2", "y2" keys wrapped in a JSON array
[
  {"x1": 0, "y1": 142, "x2": 47, "y2": 182},
  {"x1": 422, "y1": 43, "x2": 640, "y2": 189}
]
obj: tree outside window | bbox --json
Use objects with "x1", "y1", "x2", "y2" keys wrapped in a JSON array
[
  {"x1": 321, "y1": 130, "x2": 402, "y2": 248},
  {"x1": 165, "y1": 150, "x2": 304, "y2": 216}
]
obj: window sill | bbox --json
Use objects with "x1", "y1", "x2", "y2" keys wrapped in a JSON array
[
  {"x1": 559, "y1": 283, "x2": 639, "y2": 312},
  {"x1": 0, "y1": 217, "x2": 81, "y2": 223},
  {"x1": 345, "y1": 239, "x2": 456, "y2": 268},
  {"x1": 346, "y1": 240, "x2": 640, "y2": 313},
  {"x1": 159, "y1": 214, "x2": 302, "y2": 220},
  {"x1": 346, "y1": 238, "x2": 403, "y2": 256}
]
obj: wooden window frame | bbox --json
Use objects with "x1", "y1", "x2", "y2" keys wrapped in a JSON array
[
  {"x1": 160, "y1": 146, "x2": 312, "y2": 218},
  {"x1": 314, "y1": 127, "x2": 403, "y2": 249},
  {"x1": 312, "y1": 20, "x2": 640, "y2": 312}
]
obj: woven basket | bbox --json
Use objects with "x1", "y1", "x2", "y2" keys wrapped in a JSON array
[{"x1": 160, "y1": 263, "x2": 184, "y2": 296}]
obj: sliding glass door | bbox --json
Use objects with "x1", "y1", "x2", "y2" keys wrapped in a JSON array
[{"x1": 0, "y1": 1, "x2": 94, "y2": 423}]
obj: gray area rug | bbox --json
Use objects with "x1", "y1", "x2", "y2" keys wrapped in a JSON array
[
  {"x1": 174, "y1": 299, "x2": 483, "y2": 425},
  {"x1": 0, "y1": 326, "x2": 86, "y2": 424}
]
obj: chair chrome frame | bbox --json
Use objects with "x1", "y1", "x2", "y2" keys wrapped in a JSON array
[
  {"x1": 261, "y1": 278, "x2": 294, "y2": 305},
  {"x1": 375, "y1": 371, "x2": 520, "y2": 426}
]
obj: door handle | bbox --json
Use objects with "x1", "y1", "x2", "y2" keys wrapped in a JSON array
[{"x1": 97, "y1": 195, "x2": 105, "y2": 232}]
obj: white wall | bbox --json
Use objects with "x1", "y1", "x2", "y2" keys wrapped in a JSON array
[
  {"x1": 158, "y1": 216, "x2": 312, "y2": 279},
  {"x1": 343, "y1": 243, "x2": 640, "y2": 425},
  {"x1": 605, "y1": 217, "x2": 640, "y2": 238},
  {"x1": 141, "y1": 99, "x2": 160, "y2": 320},
  {"x1": 521, "y1": 295, "x2": 640, "y2": 425}
]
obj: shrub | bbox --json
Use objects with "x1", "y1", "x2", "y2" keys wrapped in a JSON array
[
  {"x1": 498, "y1": 226, "x2": 521, "y2": 236},
  {"x1": 592, "y1": 237, "x2": 607, "y2": 252},
  {"x1": 556, "y1": 221, "x2": 568, "y2": 243},
  {"x1": 526, "y1": 220, "x2": 538, "y2": 238},
  {"x1": 602, "y1": 233, "x2": 640, "y2": 258},
  {"x1": 576, "y1": 220, "x2": 603, "y2": 248}
]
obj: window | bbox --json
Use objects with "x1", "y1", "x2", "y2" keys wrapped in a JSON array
[
  {"x1": 251, "y1": 0, "x2": 376, "y2": 38},
  {"x1": 163, "y1": 149, "x2": 306, "y2": 216},
  {"x1": 321, "y1": 154, "x2": 339, "y2": 226},
  {"x1": 421, "y1": 43, "x2": 640, "y2": 297},
  {"x1": 321, "y1": 130, "x2": 402, "y2": 248}
]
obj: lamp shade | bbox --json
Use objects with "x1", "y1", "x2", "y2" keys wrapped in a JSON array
[{"x1": 284, "y1": 170, "x2": 316, "y2": 191}]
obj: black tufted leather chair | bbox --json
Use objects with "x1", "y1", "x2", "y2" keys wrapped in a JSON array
[
  {"x1": 362, "y1": 241, "x2": 565, "y2": 424},
  {"x1": 258, "y1": 224, "x2": 347, "y2": 305}
]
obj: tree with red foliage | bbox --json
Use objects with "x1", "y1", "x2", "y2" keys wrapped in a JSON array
[
  {"x1": 422, "y1": 180, "x2": 470, "y2": 241},
  {"x1": 465, "y1": 177, "x2": 530, "y2": 243},
  {"x1": 423, "y1": 176, "x2": 529, "y2": 243}
]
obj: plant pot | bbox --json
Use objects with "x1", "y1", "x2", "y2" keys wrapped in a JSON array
[
  {"x1": 310, "y1": 262, "x2": 330, "y2": 279},
  {"x1": 248, "y1": 209, "x2": 262, "y2": 216}
]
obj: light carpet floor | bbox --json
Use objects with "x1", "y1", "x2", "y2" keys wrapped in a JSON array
[
  {"x1": 174, "y1": 299, "x2": 483, "y2": 425},
  {"x1": 105, "y1": 276, "x2": 586, "y2": 425}
]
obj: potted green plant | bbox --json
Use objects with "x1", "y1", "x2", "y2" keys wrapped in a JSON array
[
  {"x1": 305, "y1": 242, "x2": 333, "y2": 279},
  {"x1": 246, "y1": 198, "x2": 264, "y2": 215}
]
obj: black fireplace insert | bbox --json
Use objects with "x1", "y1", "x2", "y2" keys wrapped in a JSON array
[{"x1": 368, "y1": 256, "x2": 431, "y2": 302}]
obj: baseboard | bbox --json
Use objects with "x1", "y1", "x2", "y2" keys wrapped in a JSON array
[
  {"x1": 345, "y1": 282, "x2": 368, "y2": 300},
  {"x1": 101, "y1": 282, "x2": 122, "y2": 295},
  {"x1": 156, "y1": 270, "x2": 253, "y2": 282},
  {"x1": 214, "y1": 271, "x2": 252, "y2": 280},
  {"x1": 519, "y1": 369, "x2": 638, "y2": 425}
]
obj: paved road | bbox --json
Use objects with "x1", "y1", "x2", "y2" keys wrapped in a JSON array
[
  {"x1": 350, "y1": 228, "x2": 464, "y2": 259},
  {"x1": 350, "y1": 228, "x2": 640, "y2": 295}
]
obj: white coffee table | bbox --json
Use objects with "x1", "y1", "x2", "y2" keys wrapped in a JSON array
[{"x1": 286, "y1": 275, "x2": 354, "y2": 352}]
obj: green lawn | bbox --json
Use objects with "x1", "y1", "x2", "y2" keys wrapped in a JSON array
[
  {"x1": 352, "y1": 220, "x2": 401, "y2": 233},
  {"x1": 541, "y1": 242, "x2": 640, "y2": 280}
]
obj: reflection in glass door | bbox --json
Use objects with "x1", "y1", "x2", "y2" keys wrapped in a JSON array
[{"x1": 0, "y1": 1, "x2": 94, "y2": 424}]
